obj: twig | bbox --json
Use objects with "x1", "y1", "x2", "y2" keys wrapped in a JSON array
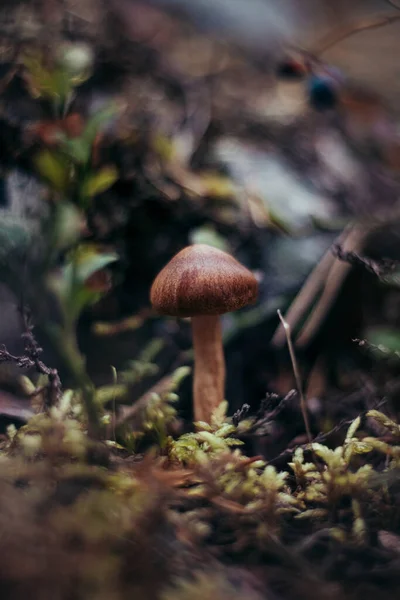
[
  {"x1": 315, "y1": 13, "x2": 400, "y2": 56},
  {"x1": 269, "y1": 397, "x2": 388, "y2": 467},
  {"x1": 273, "y1": 225, "x2": 368, "y2": 349},
  {"x1": 20, "y1": 306, "x2": 62, "y2": 405},
  {"x1": 332, "y1": 245, "x2": 398, "y2": 279},
  {"x1": 0, "y1": 306, "x2": 62, "y2": 407},
  {"x1": 271, "y1": 227, "x2": 353, "y2": 347},
  {"x1": 232, "y1": 403, "x2": 250, "y2": 427},
  {"x1": 277, "y1": 310, "x2": 312, "y2": 447},
  {"x1": 295, "y1": 225, "x2": 368, "y2": 347},
  {"x1": 287, "y1": 10, "x2": 400, "y2": 73},
  {"x1": 248, "y1": 390, "x2": 297, "y2": 434}
]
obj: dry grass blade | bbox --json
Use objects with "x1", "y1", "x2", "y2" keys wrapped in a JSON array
[{"x1": 277, "y1": 310, "x2": 312, "y2": 447}]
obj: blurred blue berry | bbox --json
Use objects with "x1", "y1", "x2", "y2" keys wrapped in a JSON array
[{"x1": 308, "y1": 75, "x2": 338, "y2": 111}]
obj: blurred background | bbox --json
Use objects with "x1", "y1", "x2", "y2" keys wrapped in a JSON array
[{"x1": 1, "y1": 0, "x2": 400, "y2": 452}]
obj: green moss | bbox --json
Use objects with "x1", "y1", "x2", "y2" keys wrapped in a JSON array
[{"x1": 1, "y1": 345, "x2": 400, "y2": 600}]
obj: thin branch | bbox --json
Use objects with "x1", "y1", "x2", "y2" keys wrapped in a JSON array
[
  {"x1": 232, "y1": 403, "x2": 250, "y2": 427},
  {"x1": 295, "y1": 226, "x2": 368, "y2": 348},
  {"x1": 269, "y1": 397, "x2": 388, "y2": 467},
  {"x1": 271, "y1": 226, "x2": 353, "y2": 347},
  {"x1": 0, "y1": 306, "x2": 62, "y2": 407},
  {"x1": 315, "y1": 13, "x2": 400, "y2": 56},
  {"x1": 20, "y1": 306, "x2": 62, "y2": 405}
]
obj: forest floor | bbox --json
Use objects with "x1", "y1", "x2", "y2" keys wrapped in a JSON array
[{"x1": 1, "y1": 2, "x2": 400, "y2": 599}]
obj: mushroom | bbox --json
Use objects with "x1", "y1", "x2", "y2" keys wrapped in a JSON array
[{"x1": 150, "y1": 244, "x2": 258, "y2": 423}]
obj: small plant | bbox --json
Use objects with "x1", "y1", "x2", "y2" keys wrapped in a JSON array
[{"x1": 0, "y1": 46, "x2": 121, "y2": 438}]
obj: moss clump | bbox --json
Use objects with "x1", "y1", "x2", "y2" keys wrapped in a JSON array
[{"x1": 1, "y1": 383, "x2": 400, "y2": 600}]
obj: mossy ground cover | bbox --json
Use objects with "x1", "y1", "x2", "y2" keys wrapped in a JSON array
[{"x1": 1, "y1": 2, "x2": 400, "y2": 599}]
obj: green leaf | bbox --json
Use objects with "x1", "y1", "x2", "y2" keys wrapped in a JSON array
[
  {"x1": 22, "y1": 54, "x2": 73, "y2": 103},
  {"x1": 22, "y1": 54, "x2": 58, "y2": 98},
  {"x1": 49, "y1": 273, "x2": 99, "y2": 322},
  {"x1": 59, "y1": 137, "x2": 91, "y2": 164},
  {"x1": 82, "y1": 104, "x2": 120, "y2": 145},
  {"x1": 70, "y1": 250, "x2": 118, "y2": 285},
  {"x1": 57, "y1": 103, "x2": 119, "y2": 166},
  {"x1": 34, "y1": 150, "x2": 69, "y2": 191},
  {"x1": 49, "y1": 246, "x2": 118, "y2": 323},
  {"x1": 82, "y1": 166, "x2": 118, "y2": 198},
  {"x1": 50, "y1": 67, "x2": 74, "y2": 102},
  {"x1": 70, "y1": 286, "x2": 103, "y2": 318},
  {"x1": 52, "y1": 202, "x2": 83, "y2": 251}
]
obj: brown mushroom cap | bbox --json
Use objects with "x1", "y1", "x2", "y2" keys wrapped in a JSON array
[{"x1": 150, "y1": 244, "x2": 258, "y2": 317}]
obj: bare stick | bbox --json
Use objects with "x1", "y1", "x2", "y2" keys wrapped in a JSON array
[
  {"x1": 295, "y1": 225, "x2": 367, "y2": 347},
  {"x1": 272, "y1": 227, "x2": 353, "y2": 347},
  {"x1": 271, "y1": 250, "x2": 335, "y2": 347},
  {"x1": 0, "y1": 306, "x2": 62, "y2": 407}
]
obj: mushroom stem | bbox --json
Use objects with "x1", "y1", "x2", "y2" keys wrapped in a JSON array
[{"x1": 191, "y1": 315, "x2": 225, "y2": 423}]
